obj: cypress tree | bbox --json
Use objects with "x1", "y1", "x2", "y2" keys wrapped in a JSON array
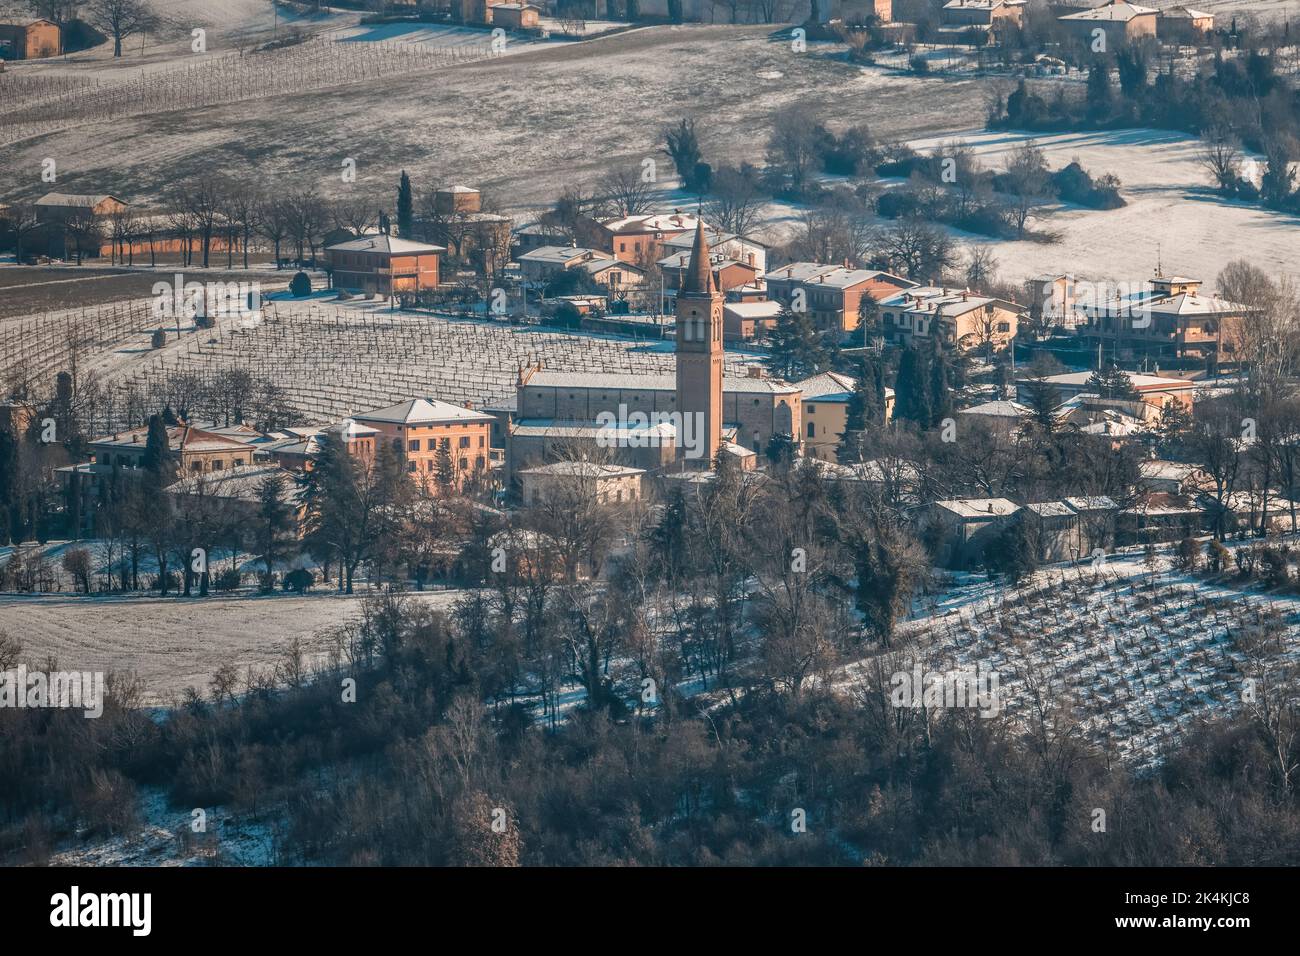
[{"x1": 397, "y1": 170, "x2": 414, "y2": 238}]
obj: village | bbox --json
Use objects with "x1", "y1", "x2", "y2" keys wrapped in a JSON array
[{"x1": 1, "y1": 0, "x2": 1300, "y2": 878}]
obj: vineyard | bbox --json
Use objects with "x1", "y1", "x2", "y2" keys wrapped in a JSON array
[
  {"x1": 2, "y1": 294, "x2": 760, "y2": 432},
  {"x1": 893, "y1": 566, "x2": 1300, "y2": 770},
  {"x1": 0, "y1": 35, "x2": 508, "y2": 145}
]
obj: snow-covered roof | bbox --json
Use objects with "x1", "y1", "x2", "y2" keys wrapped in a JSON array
[
  {"x1": 325, "y1": 234, "x2": 445, "y2": 255},
  {"x1": 601, "y1": 212, "x2": 700, "y2": 234},
  {"x1": 1062, "y1": 495, "x2": 1118, "y2": 512},
  {"x1": 723, "y1": 301, "x2": 783, "y2": 319},
  {"x1": 796, "y1": 370, "x2": 858, "y2": 401},
  {"x1": 518, "y1": 245, "x2": 610, "y2": 265},
  {"x1": 35, "y1": 191, "x2": 123, "y2": 209},
  {"x1": 958, "y1": 400, "x2": 1031, "y2": 418},
  {"x1": 935, "y1": 498, "x2": 1020, "y2": 519},
  {"x1": 353, "y1": 398, "x2": 494, "y2": 426},
  {"x1": 518, "y1": 461, "x2": 644, "y2": 478},
  {"x1": 1060, "y1": 2, "x2": 1158, "y2": 23},
  {"x1": 166, "y1": 464, "x2": 303, "y2": 504}
]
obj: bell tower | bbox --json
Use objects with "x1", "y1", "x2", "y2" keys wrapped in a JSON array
[{"x1": 674, "y1": 221, "x2": 723, "y2": 466}]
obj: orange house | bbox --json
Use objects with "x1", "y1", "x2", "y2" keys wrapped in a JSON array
[
  {"x1": 325, "y1": 234, "x2": 444, "y2": 295},
  {"x1": 0, "y1": 19, "x2": 61, "y2": 59},
  {"x1": 352, "y1": 398, "x2": 496, "y2": 490}
]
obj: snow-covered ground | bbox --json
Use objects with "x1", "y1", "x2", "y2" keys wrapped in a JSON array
[
  {"x1": 895, "y1": 127, "x2": 1300, "y2": 291},
  {"x1": 0, "y1": 586, "x2": 468, "y2": 705},
  {"x1": 845, "y1": 547, "x2": 1300, "y2": 771}
]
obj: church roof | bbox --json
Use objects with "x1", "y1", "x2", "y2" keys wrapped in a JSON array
[{"x1": 680, "y1": 220, "x2": 715, "y2": 296}]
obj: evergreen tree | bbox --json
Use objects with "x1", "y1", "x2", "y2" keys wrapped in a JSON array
[
  {"x1": 435, "y1": 442, "x2": 455, "y2": 490},
  {"x1": 764, "y1": 307, "x2": 830, "y2": 381},
  {"x1": 1024, "y1": 377, "x2": 1060, "y2": 432},
  {"x1": 397, "y1": 170, "x2": 414, "y2": 238},
  {"x1": 140, "y1": 414, "x2": 175, "y2": 489},
  {"x1": 928, "y1": 344, "x2": 953, "y2": 428},
  {"x1": 1087, "y1": 60, "x2": 1113, "y2": 123},
  {"x1": 894, "y1": 346, "x2": 933, "y2": 426},
  {"x1": 255, "y1": 471, "x2": 293, "y2": 591},
  {"x1": 1086, "y1": 365, "x2": 1138, "y2": 400}
]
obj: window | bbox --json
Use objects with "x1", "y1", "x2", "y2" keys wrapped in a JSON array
[
  {"x1": 475, "y1": 456, "x2": 485, "y2": 470},
  {"x1": 190, "y1": 461, "x2": 202, "y2": 471},
  {"x1": 478, "y1": 436, "x2": 485, "y2": 447},
  {"x1": 233, "y1": 458, "x2": 244, "y2": 466},
  {"x1": 459, "y1": 458, "x2": 468, "y2": 470},
  {"x1": 408, "y1": 461, "x2": 417, "y2": 472},
  {"x1": 807, "y1": 422, "x2": 816, "y2": 438},
  {"x1": 408, "y1": 439, "x2": 420, "y2": 451},
  {"x1": 807, "y1": 404, "x2": 815, "y2": 414},
  {"x1": 212, "y1": 460, "x2": 224, "y2": 470},
  {"x1": 459, "y1": 436, "x2": 470, "y2": 448}
]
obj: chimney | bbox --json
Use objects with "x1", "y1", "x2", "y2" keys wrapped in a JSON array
[
  {"x1": 748, "y1": 366, "x2": 764, "y2": 379},
  {"x1": 987, "y1": 502, "x2": 994, "y2": 513}
]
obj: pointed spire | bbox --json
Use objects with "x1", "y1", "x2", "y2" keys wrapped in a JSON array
[{"x1": 681, "y1": 219, "x2": 715, "y2": 295}]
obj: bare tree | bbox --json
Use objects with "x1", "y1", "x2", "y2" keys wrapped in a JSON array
[
  {"x1": 598, "y1": 166, "x2": 655, "y2": 218},
  {"x1": 85, "y1": 0, "x2": 159, "y2": 58},
  {"x1": 1198, "y1": 124, "x2": 1243, "y2": 192}
]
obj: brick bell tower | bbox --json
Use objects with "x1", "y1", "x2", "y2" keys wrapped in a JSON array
[{"x1": 674, "y1": 220, "x2": 723, "y2": 467}]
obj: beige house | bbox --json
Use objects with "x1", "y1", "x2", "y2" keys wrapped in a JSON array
[
  {"x1": 1058, "y1": 2, "x2": 1158, "y2": 47},
  {"x1": 519, "y1": 461, "x2": 645, "y2": 507},
  {"x1": 878, "y1": 286, "x2": 1023, "y2": 352},
  {"x1": 1158, "y1": 5, "x2": 1213, "y2": 42},
  {"x1": 797, "y1": 370, "x2": 895, "y2": 462},
  {"x1": 723, "y1": 301, "x2": 783, "y2": 341},
  {"x1": 518, "y1": 246, "x2": 644, "y2": 291}
]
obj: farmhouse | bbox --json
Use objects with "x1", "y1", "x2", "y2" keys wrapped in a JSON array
[
  {"x1": 0, "y1": 18, "x2": 61, "y2": 59},
  {"x1": 351, "y1": 398, "x2": 495, "y2": 489},
  {"x1": 877, "y1": 286, "x2": 1023, "y2": 352},
  {"x1": 660, "y1": 228, "x2": 767, "y2": 275},
  {"x1": 325, "y1": 234, "x2": 444, "y2": 296},
  {"x1": 923, "y1": 497, "x2": 1020, "y2": 568},
  {"x1": 1158, "y1": 5, "x2": 1213, "y2": 42},
  {"x1": 764, "y1": 263, "x2": 915, "y2": 335},
  {"x1": 938, "y1": 0, "x2": 1027, "y2": 42},
  {"x1": 491, "y1": 3, "x2": 542, "y2": 28},
  {"x1": 165, "y1": 464, "x2": 306, "y2": 528},
  {"x1": 1057, "y1": 1, "x2": 1159, "y2": 47}
]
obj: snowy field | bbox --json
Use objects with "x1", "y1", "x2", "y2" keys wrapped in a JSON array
[
  {"x1": 895, "y1": 127, "x2": 1300, "y2": 291},
  {"x1": 0, "y1": 587, "x2": 467, "y2": 706},
  {"x1": 0, "y1": 26, "x2": 988, "y2": 212}
]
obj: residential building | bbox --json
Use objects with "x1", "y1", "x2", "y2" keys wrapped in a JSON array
[
  {"x1": 1015, "y1": 370, "x2": 1195, "y2": 412},
  {"x1": 325, "y1": 234, "x2": 444, "y2": 296},
  {"x1": 659, "y1": 249, "x2": 760, "y2": 298},
  {"x1": 764, "y1": 263, "x2": 915, "y2": 335},
  {"x1": 351, "y1": 398, "x2": 495, "y2": 489},
  {"x1": 878, "y1": 286, "x2": 1023, "y2": 352},
  {"x1": 1078, "y1": 272, "x2": 1253, "y2": 362},
  {"x1": 660, "y1": 228, "x2": 767, "y2": 275},
  {"x1": 519, "y1": 461, "x2": 645, "y2": 506},
  {"x1": 491, "y1": 3, "x2": 542, "y2": 28},
  {"x1": 723, "y1": 301, "x2": 782, "y2": 341},
  {"x1": 938, "y1": 0, "x2": 1027, "y2": 42},
  {"x1": 797, "y1": 370, "x2": 895, "y2": 462},
  {"x1": 0, "y1": 18, "x2": 61, "y2": 59},
  {"x1": 1058, "y1": 2, "x2": 1159, "y2": 47},
  {"x1": 590, "y1": 211, "x2": 700, "y2": 266},
  {"x1": 518, "y1": 246, "x2": 644, "y2": 291},
  {"x1": 424, "y1": 185, "x2": 511, "y2": 272},
  {"x1": 1157, "y1": 5, "x2": 1213, "y2": 42},
  {"x1": 923, "y1": 497, "x2": 1020, "y2": 568}
]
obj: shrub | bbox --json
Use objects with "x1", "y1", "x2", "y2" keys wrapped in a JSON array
[
  {"x1": 1174, "y1": 536, "x2": 1201, "y2": 571},
  {"x1": 213, "y1": 568, "x2": 242, "y2": 592},
  {"x1": 150, "y1": 329, "x2": 166, "y2": 349},
  {"x1": 289, "y1": 271, "x2": 312, "y2": 297}
]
